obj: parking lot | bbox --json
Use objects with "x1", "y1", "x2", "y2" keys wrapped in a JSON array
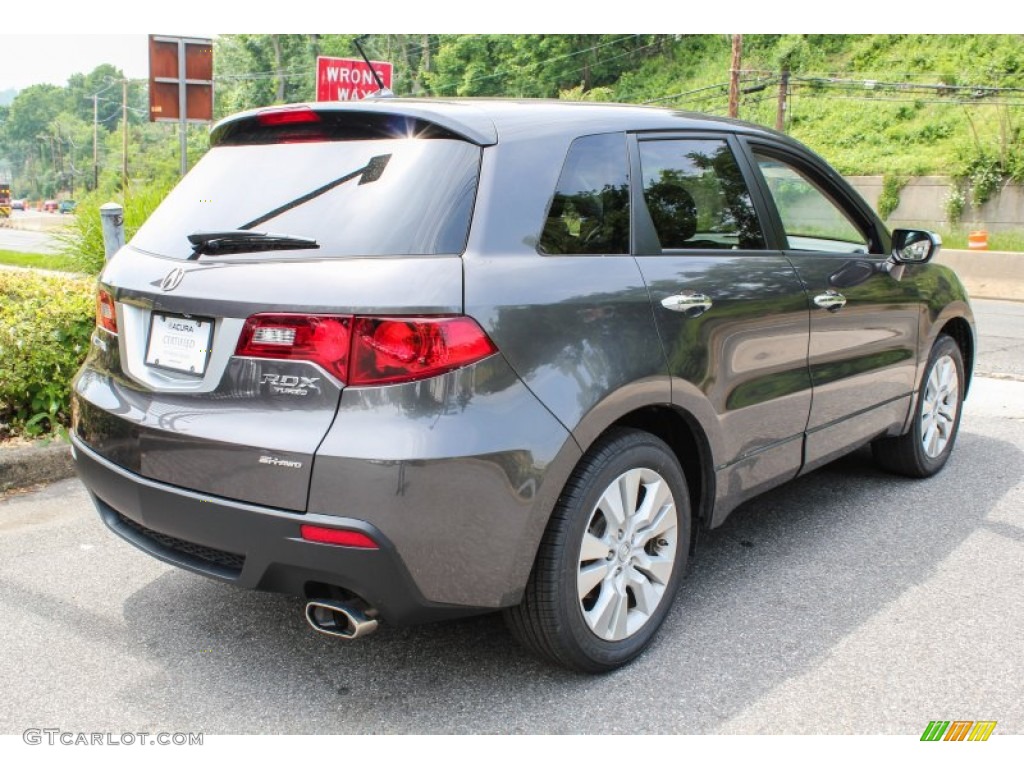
[{"x1": 0, "y1": 300, "x2": 1021, "y2": 735}]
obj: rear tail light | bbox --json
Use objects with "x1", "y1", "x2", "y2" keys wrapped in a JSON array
[
  {"x1": 349, "y1": 317, "x2": 498, "y2": 386},
  {"x1": 235, "y1": 314, "x2": 497, "y2": 386},
  {"x1": 236, "y1": 315, "x2": 350, "y2": 380},
  {"x1": 96, "y1": 288, "x2": 118, "y2": 334}
]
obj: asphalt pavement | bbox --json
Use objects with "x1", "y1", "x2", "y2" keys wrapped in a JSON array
[
  {"x1": 974, "y1": 298, "x2": 1024, "y2": 380},
  {"x1": 0, "y1": 226, "x2": 59, "y2": 255},
  {"x1": 0, "y1": 212, "x2": 63, "y2": 254},
  {"x1": 0, "y1": 302, "x2": 1021, "y2": 735}
]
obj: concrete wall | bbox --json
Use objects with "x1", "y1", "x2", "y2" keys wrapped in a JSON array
[
  {"x1": 847, "y1": 176, "x2": 1024, "y2": 233},
  {"x1": 936, "y1": 249, "x2": 1024, "y2": 302}
]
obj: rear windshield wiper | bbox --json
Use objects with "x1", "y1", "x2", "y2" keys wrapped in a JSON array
[
  {"x1": 240, "y1": 153, "x2": 391, "y2": 230},
  {"x1": 187, "y1": 230, "x2": 320, "y2": 259}
]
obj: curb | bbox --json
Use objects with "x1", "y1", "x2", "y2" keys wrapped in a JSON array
[{"x1": 0, "y1": 441, "x2": 76, "y2": 493}]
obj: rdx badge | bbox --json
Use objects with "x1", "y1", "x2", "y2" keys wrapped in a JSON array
[{"x1": 260, "y1": 373, "x2": 321, "y2": 396}]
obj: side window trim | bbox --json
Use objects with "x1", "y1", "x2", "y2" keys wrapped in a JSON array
[
  {"x1": 739, "y1": 139, "x2": 886, "y2": 256},
  {"x1": 627, "y1": 130, "x2": 773, "y2": 257},
  {"x1": 627, "y1": 132, "x2": 660, "y2": 256}
]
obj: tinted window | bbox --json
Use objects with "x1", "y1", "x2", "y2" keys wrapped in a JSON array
[
  {"x1": 131, "y1": 138, "x2": 480, "y2": 260},
  {"x1": 539, "y1": 133, "x2": 629, "y2": 255},
  {"x1": 754, "y1": 153, "x2": 869, "y2": 253},
  {"x1": 638, "y1": 138, "x2": 765, "y2": 251}
]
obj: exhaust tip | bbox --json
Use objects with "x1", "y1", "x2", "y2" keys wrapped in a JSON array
[{"x1": 305, "y1": 599, "x2": 379, "y2": 640}]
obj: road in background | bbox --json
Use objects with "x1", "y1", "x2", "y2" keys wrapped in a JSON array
[
  {"x1": 0, "y1": 226, "x2": 60, "y2": 254},
  {"x1": 0, "y1": 210, "x2": 69, "y2": 253},
  {"x1": 974, "y1": 299, "x2": 1024, "y2": 380}
]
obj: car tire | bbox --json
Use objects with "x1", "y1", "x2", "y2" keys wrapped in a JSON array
[
  {"x1": 505, "y1": 428, "x2": 690, "y2": 673},
  {"x1": 873, "y1": 334, "x2": 965, "y2": 478}
]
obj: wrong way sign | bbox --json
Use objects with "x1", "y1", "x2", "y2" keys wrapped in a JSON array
[{"x1": 316, "y1": 57, "x2": 394, "y2": 101}]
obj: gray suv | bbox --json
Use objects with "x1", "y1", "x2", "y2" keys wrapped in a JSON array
[{"x1": 71, "y1": 99, "x2": 974, "y2": 672}]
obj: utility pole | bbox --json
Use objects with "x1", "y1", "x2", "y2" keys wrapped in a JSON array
[
  {"x1": 92, "y1": 94, "x2": 99, "y2": 190},
  {"x1": 728, "y1": 34, "x2": 743, "y2": 119},
  {"x1": 775, "y1": 69, "x2": 790, "y2": 132},
  {"x1": 122, "y1": 79, "x2": 129, "y2": 190}
]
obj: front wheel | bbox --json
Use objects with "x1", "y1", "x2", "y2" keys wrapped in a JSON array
[
  {"x1": 505, "y1": 429, "x2": 690, "y2": 673},
  {"x1": 873, "y1": 334, "x2": 965, "y2": 478}
]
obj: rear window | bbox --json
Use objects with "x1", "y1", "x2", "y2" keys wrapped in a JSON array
[{"x1": 131, "y1": 137, "x2": 481, "y2": 260}]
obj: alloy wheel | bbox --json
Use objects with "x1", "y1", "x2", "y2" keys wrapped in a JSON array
[
  {"x1": 577, "y1": 468, "x2": 678, "y2": 641},
  {"x1": 921, "y1": 354, "x2": 960, "y2": 459}
]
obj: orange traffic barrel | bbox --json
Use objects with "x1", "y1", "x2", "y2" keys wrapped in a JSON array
[{"x1": 968, "y1": 230, "x2": 989, "y2": 250}]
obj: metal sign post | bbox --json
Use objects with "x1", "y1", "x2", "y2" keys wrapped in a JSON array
[{"x1": 178, "y1": 39, "x2": 188, "y2": 176}]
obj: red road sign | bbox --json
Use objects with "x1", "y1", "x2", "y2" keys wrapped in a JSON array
[{"x1": 316, "y1": 57, "x2": 393, "y2": 101}]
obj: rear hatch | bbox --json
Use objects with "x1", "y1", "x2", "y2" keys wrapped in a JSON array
[{"x1": 73, "y1": 106, "x2": 486, "y2": 512}]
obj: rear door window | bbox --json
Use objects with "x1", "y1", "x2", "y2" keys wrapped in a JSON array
[{"x1": 637, "y1": 138, "x2": 765, "y2": 252}]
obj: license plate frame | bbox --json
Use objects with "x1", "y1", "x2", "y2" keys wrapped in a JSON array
[{"x1": 144, "y1": 312, "x2": 214, "y2": 376}]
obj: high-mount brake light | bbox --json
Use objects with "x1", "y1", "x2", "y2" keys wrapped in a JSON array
[
  {"x1": 234, "y1": 314, "x2": 498, "y2": 386},
  {"x1": 96, "y1": 288, "x2": 118, "y2": 334},
  {"x1": 256, "y1": 107, "x2": 321, "y2": 126}
]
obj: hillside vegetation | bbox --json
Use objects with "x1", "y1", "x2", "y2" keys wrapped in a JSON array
[
  {"x1": 2, "y1": 34, "x2": 1022, "y2": 200},
  {"x1": 606, "y1": 34, "x2": 1024, "y2": 182}
]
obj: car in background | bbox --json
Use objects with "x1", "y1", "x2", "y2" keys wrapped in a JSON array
[
  {"x1": 59, "y1": 200, "x2": 76, "y2": 214},
  {"x1": 70, "y1": 99, "x2": 975, "y2": 672},
  {"x1": 42, "y1": 200, "x2": 58, "y2": 212},
  {"x1": 11, "y1": 199, "x2": 26, "y2": 211}
]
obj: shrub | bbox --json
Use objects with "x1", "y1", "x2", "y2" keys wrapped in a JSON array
[
  {"x1": 968, "y1": 155, "x2": 1003, "y2": 207},
  {"x1": 944, "y1": 182, "x2": 967, "y2": 224},
  {"x1": 55, "y1": 181, "x2": 174, "y2": 275},
  {"x1": 877, "y1": 174, "x2": 906, "y2": 220},
  {"x1": 0, "y1": 271, "x2": 95, "y2": 438}
]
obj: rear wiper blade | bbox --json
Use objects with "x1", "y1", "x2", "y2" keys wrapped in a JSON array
[
  {"x1": 187, "y1": 230, "x2": 320, "y2": 259},
  {"x1": 240, "y1": 154, "x2": 391, "y2": 231}
]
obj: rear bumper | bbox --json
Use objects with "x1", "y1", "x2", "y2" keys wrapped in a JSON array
[
  {"x1": 71, "y1": 352, "x2": 583, "y2": 614},
  {"x1": 71, "y1": 434, "x2": 482, "y2": 625}
]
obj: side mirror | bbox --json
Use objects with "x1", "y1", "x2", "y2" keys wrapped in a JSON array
[{"x1": 891, "y1": 229, "x2": 941, "y2": 264}]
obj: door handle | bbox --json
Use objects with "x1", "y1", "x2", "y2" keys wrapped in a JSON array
[
  {"x1": 661, "y1": 292, "x2": 713, "y2": 317},
  {"x1": 814, "y1": 290, "x2": 847, "y2": 312}
]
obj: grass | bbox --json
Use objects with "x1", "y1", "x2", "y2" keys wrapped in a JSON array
[
  {"x1": 934, "y1": 231, "x2": 1024, "y2": 252},
  {"x1": 0, "y1": 249, "x2": 80, "y2": 272}
]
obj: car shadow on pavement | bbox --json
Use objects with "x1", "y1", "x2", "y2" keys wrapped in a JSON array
[{"x1": 111, "y1": 428, "x2": 1021, "y2": 734}]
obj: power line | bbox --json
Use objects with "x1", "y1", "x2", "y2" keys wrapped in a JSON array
[
  {"x1": 792, "y1": 91, "x2": 1024, "y2": 108},
  {"x1": 643, "y1": 81, "x2": 732, "y2": 105},
  {"x1": 792, "y1": 75, "x2": 1024, "y2": 96}
]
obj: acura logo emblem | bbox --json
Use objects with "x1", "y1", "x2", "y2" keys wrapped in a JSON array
[{"x1": 160, "y1": 268, "x2": 186, "y2": 292}]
